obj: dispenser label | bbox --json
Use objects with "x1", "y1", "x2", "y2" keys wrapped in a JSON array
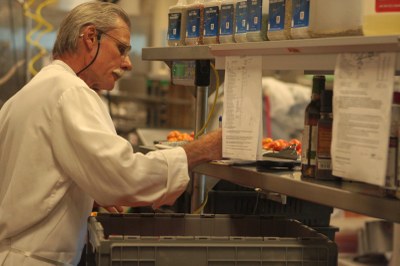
[
  {"x1": 186, "y1": 8, "x2": 201, "y2": 38},
  {"x1": 204, "y1": 6, "x2": 219, "y2": 37},
  {"x1": 220, "y1": 4, "x2": 234, "y2": 35},
  {"x1": 376, "y1": 0, "x2": 400, "y2": 12},
  {"x1": 247, "y1": 0, "x2": 262, "y2": 32},
  {"x1": 291, "y1": 0, "x2": 310, "y2": 28},
  {"x1": 168, "y1": 13, "x2": 182, "y2": 41},
  {"x1": 235, "y1": 1, "x2": 248, "y2": 34},
  {"x1": 268, "y1": 0, "x2": 286, "y2": 31}
]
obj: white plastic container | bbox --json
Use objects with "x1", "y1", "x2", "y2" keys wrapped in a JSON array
[
  {"x1": 185, "y1": 0, "x2": 205, "y2": 45},
  {"x1": 167, "y1": 0, "x2": 188, "y2": 46},
  {"x1": 246, "y1": 0, "x2": 269, "y2": 42},
  {"x1": 219, "y1": 0, "x2": 236, "y2": 43},
  {"x1": 267, "y1": 0, "x2": 292, "y2": 40},
  {"x1": 234, "y1": 0, "x2": 248, "y2": 42},
  {"x1": 203, "y1": 0, "x2": 222, "y2": 44},
  {"x1": 363, "y1": 0, "x2": 400, "y2": 36},
  {"x1": 291, "y1": 0, "x2": 364, "y2": 39}
]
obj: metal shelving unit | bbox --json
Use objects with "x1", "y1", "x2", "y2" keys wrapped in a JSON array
[{"x1": 142, "y1": 35, "x2": 400, "y2": 222}]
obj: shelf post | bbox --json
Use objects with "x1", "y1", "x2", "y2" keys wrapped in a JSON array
[{"x1": 191, "y1": 60, "x2": 210, "y2": 213}]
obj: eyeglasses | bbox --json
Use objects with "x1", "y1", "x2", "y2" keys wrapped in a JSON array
[{"x1": 99, "y1": 30, "x2": 131, "y2": 58}]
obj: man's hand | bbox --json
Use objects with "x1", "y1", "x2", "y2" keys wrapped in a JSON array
[
  {"x1": 102, "y1": 206, "x2": 124, "y2": 213},
  {"x1": 94, "y1": 202, "x2": 124, "y2": 213},
  {"x1": 183, "y1": 129, "x2": 222, "y2": 169}
]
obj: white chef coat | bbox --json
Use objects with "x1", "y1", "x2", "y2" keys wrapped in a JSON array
[{"x1": 0, "y1": 60, "x2": 190, "y2": 265}]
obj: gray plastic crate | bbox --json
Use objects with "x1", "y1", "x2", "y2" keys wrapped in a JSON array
[{"x1": 86, "y1": 213, "x2": 337, "y2": 265}]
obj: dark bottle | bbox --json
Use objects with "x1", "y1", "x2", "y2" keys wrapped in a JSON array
[
  {"x1": 301, "y1": 75, "x2": 325, "y2": 178},
  {"x1": 385, "y1": 90, "x2": 400, "y2": 189},
  {"x1": 315, "y1": 88, "x2": 334, "y2": 180}
]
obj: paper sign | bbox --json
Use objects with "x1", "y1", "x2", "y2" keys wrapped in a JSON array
[
  {"x1": 222, "y1": 56, "x2": 263, "y2": 161},
  {"x1": 332, "y1": 52, "x2": 396, "y2": 186}
]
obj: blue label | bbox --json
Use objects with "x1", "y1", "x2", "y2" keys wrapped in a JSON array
[
  {"x1": 247, "y1": 0, "x2": 262, "y2": 32},
  {"x1": 268, "y1": 0, "x2": 285, "y2": 31},
  {"x1": 219, "y1": 4, "x2": 234, "y2": 35},
  {"x1": 235, "y1": 1, "x2": 247, "y2": 34},
  {"x1": 204, "y1": 6, "x2": 219, "y2": 37},
  {"x1": 186, "y1": 8, "x2": 201, "y2": 38},
  {"x1": 291, "y1": 0, "x2": 310, "y2": 28},
  {"x1": 168, "y1": 13, "x2": 182, "y2": 40}
]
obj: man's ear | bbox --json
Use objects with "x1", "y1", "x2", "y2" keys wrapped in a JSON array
[{"x1": 80, "y1": 25, "x2": 99, "y2": 49}]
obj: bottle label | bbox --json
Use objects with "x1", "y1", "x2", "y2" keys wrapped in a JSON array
[
  {"x1": 317, "y1": 158, "x2": 332, "y2": 170},
  {"x1": 168, "y1": 13, "x2": 182, "y2": 41},
  {"x1": 317, "y1": 123, "x2": 332, "y2": 157},
  {"x1": 236, "y1": 1, "x2": 248, "y2": 34},
  {"x1": 247, "y1": 0, "x2": 262, "y2": 32},
  {"x1": 291, "y1": 0, "x2": 310, "y2": 28},
  {"x1": 268, "y1": 0, "x2": 286, "y2": 32},
  {"x1": 375, "y1": 0, "x2": 400, "y2": 12},
  {"x1": 204, "y1": 6, "x2": 219, "y2": 37},
  {"x1": 220, "y1": 4, "x2": 234, "y2": 35},
  {"x1": 187, "y1": 8, "x2": 201, "y2": 38},
  {"x1": 301, "y1": 125, "x2": 318, "y2": 165},
  {"x1": 301, "y1": 125, "x2": 310, "y2": 164},
  {"x1": 309, "y1": 125, "x2": 318, "y2": 164}
]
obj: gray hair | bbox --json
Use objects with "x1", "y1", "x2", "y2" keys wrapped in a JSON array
[{"x1": 52, "y1": 1, "x2": 131, "y2": 58}]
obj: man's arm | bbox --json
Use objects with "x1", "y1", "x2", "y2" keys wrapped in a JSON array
[{"x1": 182, "y1": 129, "x2": 222, "y2": 169}]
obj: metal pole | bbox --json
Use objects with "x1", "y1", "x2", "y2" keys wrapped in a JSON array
[{"x1": 190, "y1": 60, "x2": 210, "y2": 213}]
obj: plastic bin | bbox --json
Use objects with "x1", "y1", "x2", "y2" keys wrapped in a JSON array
[
  {"x1": 86, "y1": 213, "x2": 337, "y2": 265},
  {"x1": 204, "y1": 190, "x2": 333, "y2": 227}
]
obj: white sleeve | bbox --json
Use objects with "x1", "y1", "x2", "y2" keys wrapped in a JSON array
[{"x1": 50, "y1": 87, "x2": 190, "y2": 208}]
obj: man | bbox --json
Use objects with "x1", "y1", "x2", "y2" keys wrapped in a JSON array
[{"x1": 0, "y1": 2, "x2": 222, "y2": 265}]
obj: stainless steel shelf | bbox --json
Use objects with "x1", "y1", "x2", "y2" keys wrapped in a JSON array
[
  {"x1": 194, "y1": 163, "x2": 400, "y2": 223},
  {"x1": 210, "y1": 35, "x2": 400, "y2": 56},
  {"x1": 142, "y1": 35, "x2": 400, "y2": 72},
  {"x1": 107, "y1": 93, "x2": 192, "y2": 105},
  {"x1": 212, "y1": 35, "x2": 400, "y2": 72},
  {"x1": 142, "y1": 45, "x2": 213, "y2": 61}
]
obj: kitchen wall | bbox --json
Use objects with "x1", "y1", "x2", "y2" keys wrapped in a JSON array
[{"x1": 0, "y1": 0, "x2": 171, "y2": 105}]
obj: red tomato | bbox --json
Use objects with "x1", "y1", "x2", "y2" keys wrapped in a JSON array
[
  {"x1": 276, "y1": 139, "x2": 289, "y2": 150},
  {"x1": 263, "y1": 142, "x2": 275, "y2": 150},
  {"x1": 262, "y1": 137, "x2": 273, "y2": 145},
  {"x1": 289, "y1": 138, "x2": 302, "y2": 151},
  {"x1": 271, "y1": 140, "x2": 283, "y2": 151}
]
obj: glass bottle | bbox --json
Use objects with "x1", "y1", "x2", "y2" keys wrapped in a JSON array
[
  {"x1": 301, "y1": 75, "x2": 324, "y2": 178},
  {"x1": 386, "y1": 81, "x2": 400, "y2": 189},
  {"x1": 315, "y1": 88, "x2": 334, "y2": 180}
]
